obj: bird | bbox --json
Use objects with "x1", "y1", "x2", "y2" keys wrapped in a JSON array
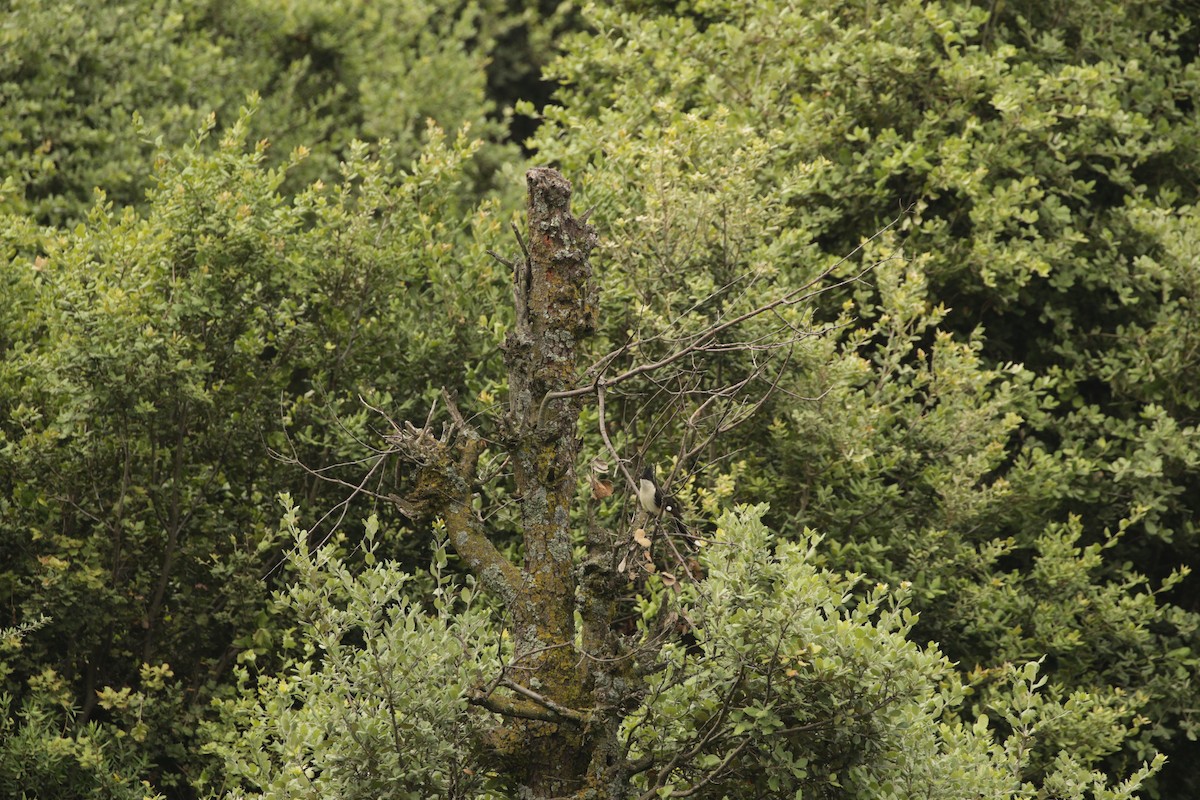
[{"x1": 637, "y1": 466, "x2": 681, "y2": 519}]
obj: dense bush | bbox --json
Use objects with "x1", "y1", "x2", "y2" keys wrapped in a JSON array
[
  {"x1": 0, "y1": 0, "x2": 514, "y2": 224},
  {"x1": 2, "y1": 0, "x2": 1198, "y2": 796},
  {"x1": 530, "y1": 0, "x2": 1200, "y2": 790},
  {"x1": 0, "y1": 109, "x2": 506, "y2": 794},
  {"x1": 204, "y1": 507, "x2": 1163, "y2": 799}
]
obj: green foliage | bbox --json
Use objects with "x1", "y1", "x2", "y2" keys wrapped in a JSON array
[
  {"x1": 628, "y1": 507, "x2": 1166, "y2": 799},
  {"x1": 0, "y1": 0, "x2": 221, "y2": 223},
  {"x1": 0, "y1": 108, "x2": 505, "y2": 793},
  {"x1": 201, "y1": 499, "x2": 500, "y2": 800},
  {"x1": 0, "y1": 0, "x2": 514, "y2": 224},
  {"x1": 530, "y1": 0, "x2": 1200, "y2": 791},
  {"x1": 204, "y1": 505, "x2": 1163, "y2": 799},
  {"x1": 209, "y1": 0, "x2": 516, "y2": 195},
  {"x1": 0, "y1": 621, "x2": 163, "y2": 800},
  {"x1": 5, "y1": 0, "x2": 1200, "y2": 794}
]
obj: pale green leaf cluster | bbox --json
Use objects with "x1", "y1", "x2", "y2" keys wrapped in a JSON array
[
  {"x1": 625, "y1": 506, "x2": 1162, "y2": 799},
  {"x1": 0, "y1": 622, "x2": 164, "y2": 799},
  {"x1": 201, "y1": 499, "x2": 501, "y2": 800}
]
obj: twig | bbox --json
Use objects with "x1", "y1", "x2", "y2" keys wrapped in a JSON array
[
  {"x1": 499, "y1": 678, "x2": 587, "y2": 724},
  {"x1": 546, "y1": 219, "x2": 903, "y2": 404}
]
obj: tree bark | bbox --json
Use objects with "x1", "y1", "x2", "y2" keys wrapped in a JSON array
[
  {"x1": 389, "y1": 168, "x2": 628, "y2": 797},
  {"x1": 499, "y1": 168, "x2": 599, "y2": 795}
]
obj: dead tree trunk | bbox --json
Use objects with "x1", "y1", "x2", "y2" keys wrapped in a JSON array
[
  {"x1": 367, "y1": 165, "x2": 874, "y2": 796},
  {"x1": 387, "y1": 168, "x2": 626, "y2": 797},
  {"x1": 496, "y1": 167, "x2": 598, "y2": 792}
]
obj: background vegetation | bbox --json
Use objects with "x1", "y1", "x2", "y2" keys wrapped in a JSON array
[{"x1": 1, "y1": 0, "x2": 1197, "y2": 797}]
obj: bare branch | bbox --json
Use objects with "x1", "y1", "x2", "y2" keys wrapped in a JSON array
[
  {"x1": 597, "y1": 378, "x2": 636, "y2": 495},
  {"x1": 679, "y1": 344, "x2": 794, "y2": 466},
  {"x1": 511, "y1": 219, "x2": 531, "y2": 266},
  {"x1": 488, "y1": 249, "x2": 515, "y2": 270},
  {"x1": 499, "y1": 678, "x2": 587, "y2": 724},
  {"x1": 547, "y1": 219, "x2": 903, "y2": 404},
  {"x1": 668, "y1": 739, "x2": 750, "y2": 798},
  {"x1": 468, "y1": 688, "x2": 569, "y2": 724}
]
